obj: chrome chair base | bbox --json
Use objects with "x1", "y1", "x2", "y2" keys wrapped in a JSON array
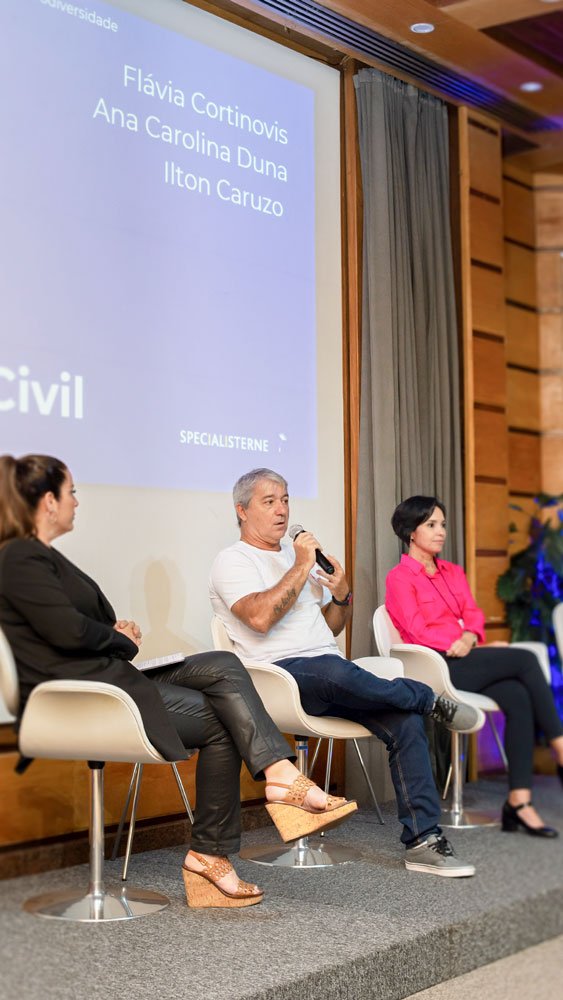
[
  {"x1": 440, "y1": 807, "x2": 499, "y2": 829},
  {"x1": 23, "y1": 885, "x2": 170, "y2": 922},
  {"x1": 240, "y1": 836, "x2": 364, "y2": 868},
  {"x1": 440, "y1": 733, "x2": 500, "y2": 829}
]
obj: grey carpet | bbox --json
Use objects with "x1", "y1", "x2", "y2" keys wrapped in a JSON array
[
  {"x1": 401, "y1": 934, "x2": 563, "y2": 1000},
  {"x1": 1, "y1": 776, "x2": 563, "y2": 1000}
]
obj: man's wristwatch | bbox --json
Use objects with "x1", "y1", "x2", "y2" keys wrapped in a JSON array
[{"x1": 332, "y1": 591, "x2": 353, "y2": 606}]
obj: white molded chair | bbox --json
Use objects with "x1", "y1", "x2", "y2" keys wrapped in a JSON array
[
  {"x1": 0, "y1": 625, "x2": 173, "y2": 922},
  {"x1": 372, "y1": 606, "x2": 498, "y2": 828},
  {"x1": 552, "y1": 603, "x2": 563, "y2": 669},
  {"x1": 211, "y1": 615, "x2": 403, "y2": 868}
]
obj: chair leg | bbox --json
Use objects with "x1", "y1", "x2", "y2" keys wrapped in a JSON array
[
  {"x1": 352, "y1": 740, "x2": 384, "y2": 824},
  {"x1": 239, "y1": 736, "x2": 363, "y2": 868},
  {"x1": 442, "y1": 764, "x2": 452, "y2": 800},
  {"x1": 488, "y1": 712, "x2": 508, "y2": 770},
  {"x1": 324, "y1": 738, "x2": 334, "y2": 793},
  {"x1": 440, "y1": 734, "x2": 499, "y2": 829},
  {"x1": 116, "y1": 763, "x2": 193, "y2": 881},
  {"x1": 111, "y1": 762, "x2": 140, "y2": 861},
  {"x1": 121, "y1": 763, "x2": 143, "y2": 881},
  {"x1": 307, "y1": 737, "x2": 323, "y2": 777},
  {"x1": 171, "y1": 763, "x2": 194, "y2": 824},
  {"x1": 23, "y1": 762, "x2": 169, "y2": 921}
]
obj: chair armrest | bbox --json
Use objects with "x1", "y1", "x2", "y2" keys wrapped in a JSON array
[{"x1": 353, "y1": 656, "x2": 404, "y2": 680}]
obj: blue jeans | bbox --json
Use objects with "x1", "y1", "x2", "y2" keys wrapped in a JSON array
[{"x1": 276, "y1": 654, "x2": 441, "y2": 846}]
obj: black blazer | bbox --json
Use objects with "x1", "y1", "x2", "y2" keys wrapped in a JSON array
[{"x1": 0, "y1": 538, "x2": 188, "y2": 761}]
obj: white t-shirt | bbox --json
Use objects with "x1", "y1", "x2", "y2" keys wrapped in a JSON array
[{"x1": 209, "y1": 539, "x2": 342, "y2": 662}]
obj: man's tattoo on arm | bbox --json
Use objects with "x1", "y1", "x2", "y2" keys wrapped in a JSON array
[{"x1": 273, "y1": 587, "x2": 296, "y2": 617}]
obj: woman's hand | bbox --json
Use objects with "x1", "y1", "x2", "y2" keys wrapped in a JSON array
[
  {"x1": 114, "y1": 620, "x2": 142, "y2": 647},
  {"x1": 446, "y1": 632, "x2": 477, "y2": 658}
]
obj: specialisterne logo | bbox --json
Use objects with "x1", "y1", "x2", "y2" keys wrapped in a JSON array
[{"x1": 0, "y1": 365, "x2": 84, "y2": 419}]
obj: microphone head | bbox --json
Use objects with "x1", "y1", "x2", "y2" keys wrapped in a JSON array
[{"x1": 288, "y1": 524, "x2": 304, "y2": 541}]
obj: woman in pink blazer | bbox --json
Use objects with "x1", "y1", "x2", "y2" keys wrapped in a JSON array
[{"x1": 386, "y1": 495, "x2": 563, "y2": 839}]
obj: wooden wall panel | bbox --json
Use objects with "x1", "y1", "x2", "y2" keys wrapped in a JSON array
[
  {"x1": 469, "y1": 195, "x2": 503, "y2": 268},
  {"x1": 508, "y1": 432, "x2": 541, "y2": 494},
  {"x1": 0, "y1": 753, "x2": 268, "y2": 850},
  {"x1": 474, "y1": 410, "x2": 508, "y2": 479},
  {"x1": 540, "y1": 374, "x2": 563, "y2": 433},
  {"x1": 503, "y1": 178, "x2": 535, "y2": 247},
  {"x1": 475, "y1": 555, "x2": 508, "y2": 623},
  {"x1": 541, "y1": 436, "x2": 563, "y2": 496},
  {"x1": 507, "y1": 369, "x2": 540, "y2": 432},
  {"x1": 536, "y1": 178, "x2": 563, "y2": 500},
  {"x1": 505, "y1": 305, "x2": 538, "y2": 369},
  {"x1": 537, "y1": 251, "x2": 563, "y2": 310},
  {"x1": 468, "y1": 123, "x2": 502, "y2": 198},
  {"x1": 460, "y1": 107, "x2": 508, "y2": 670},
  {"x1": 535, "y1": 190, "x2": 563, "y2": 249},
  {"x1": 475, "y1": 482, "x2": 509, "y2": 550},
  {"x1": 341, "y1": 61, "x2": 363, "y2": 597},
  {"x1": 470, "y1": 266, "x2": 505, "y2": 333},
  {"x1": 473, "y1": 337, "x2": 506, "y2": 407},
  {"x1": 504, "y1": 243, "x2": 537, "y2": 307},
  {"x1": 539, "y1": 313, "x2": 563, "y2": 370}
]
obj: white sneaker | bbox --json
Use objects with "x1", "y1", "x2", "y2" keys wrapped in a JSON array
[{"x1": 404, "y1": 834, "x2": 475, "y2": 877}]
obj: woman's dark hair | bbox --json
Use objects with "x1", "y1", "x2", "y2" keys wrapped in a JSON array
[
  {"x1": 391, "y1": 495, "x2": 446, "y2": 547},
  {"x1": 0, "y1": 454, "x2": 67, "y2": 544}
]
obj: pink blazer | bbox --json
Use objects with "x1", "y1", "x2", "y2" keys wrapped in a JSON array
[{"x1": 385, "y1": 554, "x2": 485, "y2": 652}]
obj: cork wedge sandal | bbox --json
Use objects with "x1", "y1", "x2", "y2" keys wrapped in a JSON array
[
  {"x1": 182, "y1": 852, "x2": 263, "y2": 908},
  {"x1": 265, "y1": 774, "x2": 358, "y2": 843}
]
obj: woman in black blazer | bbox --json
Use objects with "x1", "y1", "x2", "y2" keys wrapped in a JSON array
[{"x1": 0, "y1": 453, "x2": 355, "y2": 908}]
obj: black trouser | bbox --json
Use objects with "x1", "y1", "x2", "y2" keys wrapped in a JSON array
[
  {"x1": 444, "y1": 647, "x2": 563, "y2": 789},
  {"x1": 147, "y1": 651, "x2": 293, "y2": 856}
]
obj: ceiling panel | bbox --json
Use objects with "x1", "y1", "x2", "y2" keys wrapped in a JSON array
[
  {"x1": 485, "y1": 12, "x2": 563, "y2": 76},
  {"x1": 232, "y1": 1, "x2": 563, "y2": 170}
]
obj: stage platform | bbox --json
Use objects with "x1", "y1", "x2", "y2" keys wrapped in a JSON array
[{"x1": 2, "y1": 776, "x2": 563, "y2": 1000}]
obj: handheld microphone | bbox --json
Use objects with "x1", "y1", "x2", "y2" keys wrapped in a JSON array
[{"x1": 289, "y1": 524, "x2": 335, "y2": 575}]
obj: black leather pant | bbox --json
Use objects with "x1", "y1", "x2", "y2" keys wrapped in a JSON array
[{"x1": 147, "y1": 651, "x2": 293, "y2": 855}]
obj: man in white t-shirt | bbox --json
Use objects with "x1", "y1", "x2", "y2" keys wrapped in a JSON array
[{"x1": 209, "y1": 468, "x2": 481, "y2": 878}]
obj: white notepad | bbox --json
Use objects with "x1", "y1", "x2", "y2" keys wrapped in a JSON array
[{"x1": 135, "y1": 652, "x2": 185, "y2": 672}]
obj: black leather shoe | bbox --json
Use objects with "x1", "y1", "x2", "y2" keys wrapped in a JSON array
[{"x1": 501, "y1": 801, "x2": 558, "y2": 838}]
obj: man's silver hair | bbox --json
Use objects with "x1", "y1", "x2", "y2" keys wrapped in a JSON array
[{"x1": 233, "y1": 468, "x2": 288, "y2": 526}]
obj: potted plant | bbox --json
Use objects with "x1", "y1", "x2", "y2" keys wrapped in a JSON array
[{"x1": 497, "y1": 493, "x2": 563, "y2": 713}]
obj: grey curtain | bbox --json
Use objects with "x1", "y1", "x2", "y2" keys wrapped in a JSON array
[{"x1": 351, "y1": 69, "x2": 464, "y2": 658}]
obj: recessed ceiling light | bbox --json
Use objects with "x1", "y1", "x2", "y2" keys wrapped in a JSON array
[
  {"x1": 410, "y1": 23, "x2": 435, "y2": 34},
  {"x1": 520, "y1": 81, "x2": 544, "y2": 92}
]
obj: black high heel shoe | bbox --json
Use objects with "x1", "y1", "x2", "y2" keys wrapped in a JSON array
[{"x1": 501, "y1": 801, "x2": 558, "y2": 838}]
